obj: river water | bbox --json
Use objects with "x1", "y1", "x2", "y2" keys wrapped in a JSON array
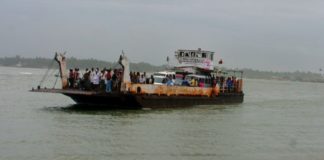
[{"x1": 0, "y1": 66, "x2": 324, "y2": 160}]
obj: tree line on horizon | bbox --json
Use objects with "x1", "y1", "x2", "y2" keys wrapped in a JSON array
[
  {"x1": 0, "y1": 55, "x2": 167, "y2": 72},
  {"x1": 0, "y1": 55, "x2": 323, "y2": 83}
]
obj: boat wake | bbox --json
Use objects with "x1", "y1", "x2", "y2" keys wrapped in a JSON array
[{"x1": 19, "y1": 72, "x2": 33, "y2": 75}]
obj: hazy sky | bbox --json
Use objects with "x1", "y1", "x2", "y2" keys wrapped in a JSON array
[{"x1": 1, "y1": 0, "x2": 324, "y2": 71}]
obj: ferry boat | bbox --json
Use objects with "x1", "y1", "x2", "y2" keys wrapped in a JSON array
[{"x1": 31, "y1": 48, "x2": 244, "y2": 108}]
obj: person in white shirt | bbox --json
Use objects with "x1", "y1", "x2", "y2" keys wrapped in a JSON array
[
  {"x1": 93, "y1": 68, "x2": 100, "y2": 90},
  {"x1": 139, "y1": 74, "x2": 146, "y2": 84}
]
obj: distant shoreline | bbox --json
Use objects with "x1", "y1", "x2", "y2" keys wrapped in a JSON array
[{"x1": 1, "y1": 56, "x2": 323, "y2": 83}]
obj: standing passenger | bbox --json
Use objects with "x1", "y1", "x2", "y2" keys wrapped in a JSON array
[
  {"x1": 68, "y1": 69, "x2": 74, "y2": 88},
  {"x1": 116, "y1": 69, "x2": 122, "y2": 90},
  {"x1": 190, "y1": 78, "x2": 196, "y2": 87},
  {"x1": 136, "y1": 72, "x2": 140, "y2": 83},
  {"x1": 93, "y1": 68, "x2": 100, "y2": 90},
  {"x1": 112, "y1": 69, "x2": 118, "y2": 91},
  {"x1": 181, "y1": 77, "x2": 188, "y2": 86},
  {"x1": 220, "y1": 76, "x2": 225, "y2": 90},
  {"x1": 105, "y1": 69, "x2": 112, "y2": 93},
  {"x1": 139, "y1": 75, "x2": 146, "y2": 84},
  {"x1": 90, "y1": 68, "x2": 95, "y2": 89},
  {"x1": 100, "y1": 68, "x2": 106, "y2": 90},
  {"x1": 131, "y1": 72, "x2": 134, "y2": 83},
  {"x1": 198, "y1": 79, "x2": 205, "y2": 88},
  {"x1": 226, "y1": 77, "x2": 232, "y2": 92},
  {"x1": 129, "y1": 72, "x2": 133, "y2": 83},
  {"x1": 82, "y1": 68, "x2": 91, "y2": 90},
  {"x1": 150, "y1": 75, "x2": 155, "y2": 84},
  {"x1": 232, "y1": 76, "x2": 237, "y2": 92},
  {"x1": 211, "y1": 75, "x2": 216, "y2": 87},
  {"x1": 143, "y1": 72, "x2": 149, "y2": 84},
  {"x1": 73, "y1": 68, "x2": 80, "y2": 88}
]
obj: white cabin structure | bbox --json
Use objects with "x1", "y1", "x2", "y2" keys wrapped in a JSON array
[{"x1": 175, "y1": 48, "x2": 215, "y2": 71}]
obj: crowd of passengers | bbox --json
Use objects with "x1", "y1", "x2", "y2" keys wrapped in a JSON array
[
  {"x1": 68, "y1": 68, "x2": 239, "y2": 93},
  {"x1": 129, "y1": 72, "x2": 155, "y2": 84},
  {"x1": 68, "y1": 68, "x2": 155, "y2": 93},
  {"x1": 68, "y1": 67, "x2": 121, "y2": 93}
]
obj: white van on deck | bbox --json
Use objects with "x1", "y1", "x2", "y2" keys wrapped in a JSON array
[{"x1": 152, "y1": 71, "x2": 175, "y2": 85}]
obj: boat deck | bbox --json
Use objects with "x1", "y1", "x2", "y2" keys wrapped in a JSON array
[{"x1": 31, "y1": 88, "x2": 99, "y2": 95}]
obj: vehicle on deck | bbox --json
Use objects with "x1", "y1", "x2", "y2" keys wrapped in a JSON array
[{"x1": 152, "y1": 71, "x2": 175, "y2": 85}]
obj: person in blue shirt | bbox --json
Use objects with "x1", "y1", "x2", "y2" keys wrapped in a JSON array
[{"x1": 226, "y1": 77, "x2": 233, "y2": 92}]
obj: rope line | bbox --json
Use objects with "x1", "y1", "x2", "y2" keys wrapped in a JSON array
[
  {"x1": 52, "y1": 70, "x2": 60, "y2": 89},
  {"x1": 39, "y1": 59, "x2": 55, "y2": 87}
]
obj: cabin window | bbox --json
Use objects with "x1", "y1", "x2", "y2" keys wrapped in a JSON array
[
  {"x1": 210, "y1": 54, "x2": 213, "y2": 60},
  {"x1": 185, "y1": 52, "x2": 189, "y2": 57},
  {"x1": 190, "y1": 52, "x2": 195, "y2": 57},
  {"x1": 196, "y1": 53, "x2": 201, "y2": 58},
  {"x1": 179, "y1": 52, "x2": 184, "y2": 57},
  {"x1": 202, "y1": 53, "x2": 207, "y2": 58}
]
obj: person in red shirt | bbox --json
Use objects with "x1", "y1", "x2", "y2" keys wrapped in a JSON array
[
  {"x1": 68, "y1": 69, "x2": 74, "y2": 88},
  {"x1": 105, "y1": 69, "x2": 112, "y2": 93}
]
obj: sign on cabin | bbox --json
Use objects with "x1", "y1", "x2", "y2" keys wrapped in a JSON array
[{"x1": 175, "y1": 48, "x2": 214, "y2": 70}]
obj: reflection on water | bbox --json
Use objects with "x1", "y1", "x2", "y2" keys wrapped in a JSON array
[
  {"x1": 42, "y1": 103, "x2": 236, "y2": 117},
  {"x1": 1, "y1": 67, "x2": 324, "y2": 160}
]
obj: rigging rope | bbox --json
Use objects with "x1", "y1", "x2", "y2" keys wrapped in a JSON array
[
  {"x1": 38, "y1": 58, "x2": 55, "y2": 87},
  {"x1": 52, "y1": 70, "x2": 60, "y2": 89},
  {"x1": 48, "y1": 66, "x2": 59, "y2": 78},
  {"x1": 111, "y1": 59, "x2": 124, "y2": 70},
  {"x1": 112, "y1": 62, "x2": 120, "y2": 69}
]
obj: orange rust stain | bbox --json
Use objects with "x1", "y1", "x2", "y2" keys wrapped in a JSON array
[
  {"x1": 127, "y1": 84, "x2": 220, "y2": 97},
  {"x1": 237, "y1": 79, "x2": 243, "y2": 92}
]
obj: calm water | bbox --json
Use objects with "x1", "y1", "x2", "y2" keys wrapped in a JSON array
[{"x1": 1, "y1": 66, "x2": 324, "y2": 160}]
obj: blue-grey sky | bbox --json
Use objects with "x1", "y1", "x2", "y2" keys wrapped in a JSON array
[{"x1": 1, "y1": 0, "x2": 324, "y2": 71}]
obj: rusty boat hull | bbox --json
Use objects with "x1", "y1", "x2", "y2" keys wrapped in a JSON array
[{"x1": 32, "y1": 88, "x2": 244, "y2": 109}]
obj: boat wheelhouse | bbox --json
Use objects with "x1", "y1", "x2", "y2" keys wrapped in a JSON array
[{"x1": 175, "y1": 48, "x2": 214, "y2": 71}]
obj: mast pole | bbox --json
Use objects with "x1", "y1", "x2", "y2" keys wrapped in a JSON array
[
  {"x1": 54, "y1": 52, "x2": 69, "y2": 89},
  {"x1": 118, "y1": 51, "x2": 131, "y2": 92}
]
